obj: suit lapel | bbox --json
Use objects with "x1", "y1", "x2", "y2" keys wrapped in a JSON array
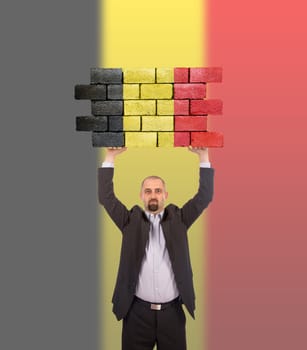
[
  {"x1": 161, "y1": 210, "x2": 175, "y2": 261},
  {"x1": 139, "y1": 212, "x2": 150, "y2": 256}
]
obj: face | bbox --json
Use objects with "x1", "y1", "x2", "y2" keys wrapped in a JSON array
[{"x1": 140, "y1": 178, "x2": 168, "y2": 214}]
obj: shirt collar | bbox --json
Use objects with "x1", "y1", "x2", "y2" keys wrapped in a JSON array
[{"x1": 145, "y1": 210, "x2": 164, "y2": 220}]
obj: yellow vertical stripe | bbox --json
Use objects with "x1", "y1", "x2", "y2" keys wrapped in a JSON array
[{"x1": 99, "y1": 1, "x2": 208, "y2": 349}]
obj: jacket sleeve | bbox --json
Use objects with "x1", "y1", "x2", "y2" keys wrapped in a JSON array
[
  {"x1": 98, "y1": 167, "x2": 130, "y2": 231},
  {"x1": 180, "y1": 167, "x2": 214, "y2": 229}
]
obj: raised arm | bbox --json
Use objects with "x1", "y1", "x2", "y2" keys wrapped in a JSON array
[
  {"x1": 98, "y1": 147, "x2": 129, "y2": 231},
  {"x1": 181, "y1": 147, "x2": 214, "y2": 228}
]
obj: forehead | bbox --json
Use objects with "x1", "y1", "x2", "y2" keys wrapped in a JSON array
[{"x1": 142, "y1": 178, "x2": 164, "y2": 189}]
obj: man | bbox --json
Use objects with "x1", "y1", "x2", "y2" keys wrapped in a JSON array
[{"x1": 98, "y1": 147, "x2": 214, "y2": 350}]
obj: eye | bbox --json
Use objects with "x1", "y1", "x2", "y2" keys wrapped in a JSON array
[
  {"x1": 144, "y1": 189, "x2": 151, "y2": 194},
  {"x1": 155, "y1": 189, "x2": 162, "y2": 194}
]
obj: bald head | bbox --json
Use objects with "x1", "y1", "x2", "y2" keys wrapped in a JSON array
[{"x1": 141, "y1": 176, "x2": 166, "y2": 191}]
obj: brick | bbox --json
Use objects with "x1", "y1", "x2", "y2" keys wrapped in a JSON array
[
  {"x1": 174, "y1": 68, "x2": 189, "y2": 83},
  {"x1": 157, "y1": 100, "x2": 174, "y2": 115},
  {"x1": 190, "y1": 67, "x2": 222, "y2": 83},
  {"x1": 156, "y1": 68, "x2": 174, "y2": 83},
  {"x1": 174, "y1": 100, "x2": 189, "y2": 115},
  {"x1": 191, "y1": 131, "x2": 224, "y2": 147},
  {"x1": 123, "y1": 84, "x2": 139, "y2": 99},
  {"x1": 124, "y1": 100, "x2": 156, "y2": 115},
  {"x1": 141, "y1": 84, "x2": 173, "y2": 99},
  {"x1": 190, "y1": 99, "x2": 223, "y2": 115},
  {"x1": 76, "y1": 116, "x2": 108, "y2": 131},
  {"x1": 109, "y1": 116, "x2": 123, "y2": 131},
  {"x1": 125, "y1": 132, "x2": 157, "y2": 147},
  {"x1": 175, "y1": 116, "x2": 207, "y2": 131},
  {"x1": 74, "y1": 84, "x2": 106, "y2": 100},
  {"x1": 92, "y1": 101, "x2": 123, "y2": 116},
  {"x1": 142, "y1": 116, "x2": 173, "y2": 131},
  {"x1": 174, "y1": 83, "x2": 206, "y2": 99},
  {"x1": 123, "y1": 116, "x2": 141, "y2": 131},
  {"x1": 158, "y1": 132, "x2": 174, "y2": 147},
  {"x1": 90, "y1": 68, "x2": 123, "y2": 84},
  {"x1": 123, "y1": 68, "x2": 155, "y2": 83},
  {"x1": 92, "y1": 132, "x2": 124, "y2": 147},
  {"x1": 174, "y1": 132, "x2": 190, "y2": 146},
  {"x1": 107, "y1": 84, "x2": 123, "y2": 100}
]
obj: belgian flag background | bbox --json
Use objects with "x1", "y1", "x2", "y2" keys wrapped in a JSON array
[{"x1": 1, "y1": 1, "x2": 307, "y2": 350}]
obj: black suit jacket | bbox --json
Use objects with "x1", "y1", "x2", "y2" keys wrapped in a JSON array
[{"x1": 98, "y1": 167, "x2": 214, "y2": 320}]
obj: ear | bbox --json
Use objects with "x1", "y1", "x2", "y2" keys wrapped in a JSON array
[{"x1": 164, "y1": 191, "x2": 169, "y2": 200}]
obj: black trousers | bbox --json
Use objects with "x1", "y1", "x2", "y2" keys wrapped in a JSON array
[{"x1": 122, "y1": 297, "x2": 187, "y2": 350}]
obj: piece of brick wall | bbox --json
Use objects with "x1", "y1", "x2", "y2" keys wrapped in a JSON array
[{"x1": 75, "y1": 67, "x2": 224, "y2": 147}]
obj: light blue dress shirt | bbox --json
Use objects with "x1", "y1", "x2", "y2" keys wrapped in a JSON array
[{"x1": 135, "y1": 211, "x2": 179, "y2": 303}]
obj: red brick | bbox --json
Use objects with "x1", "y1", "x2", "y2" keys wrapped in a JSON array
[
  {"x1": 191, "y1": 132, "x2": 224, "y2": 147},
  {"x1": 190, "y1": 67, "x2": 222, "y2": 83},
  {"x1": 174, "y1": 83, "x2": 206, "y2": 99},
  {"x1": 190, "y1": 99, "x2": 223, "y2": 115},
  {"x1": 174, "y1": 68, "x2": 189, "y2": 83},
  {"x1": 174, "y1": 132, "x2": 190, "y2": 146},
  {"x1": 175, "y1": 116, "x2": 207, "y2": 131},
  {"x1": 174, "y1": 100, "x2": 189, "y2": 115}
]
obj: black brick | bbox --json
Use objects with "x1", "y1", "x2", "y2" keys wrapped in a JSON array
[
  {"x1": 92, "y1": 132, "x2": 124, "y2": 147},
  {"x1": 107, "y1": 84, "x2": 123, "y2": 100},
  {"x1": 90, "y1": 68, "x2": 123, "y2": 84},
  {"x1": 91, "y1": 101, "x2": 123, "y2": 116},
  {"x1": 76, "y1": 116, "x2": 108, "y2": 131},
  {"x1": 109, "y1": 116, "x2": 123, "y2": 131},
  {"x1": 74, "y1": 84, "x2": 106, "y2": 100}
]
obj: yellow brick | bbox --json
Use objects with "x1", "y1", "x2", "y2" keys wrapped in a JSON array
[
  {"x1": 157, "y1": 100, "x2": 174, "y2": 115},
  {"x1": 140, "y1": 84, "x2": 173, "y2": 99},
  {"x1": 123, "y1": 84, "x2": 139, "y2": 99},
  {"x1": 125, "y1": 132, "x2": 157, "y2": 147},
  {"x1": 156, "y1": 68, "x2": 174, "y2": 83},
  {"x1": 123, "y1": 68, "x2": 155, "y2": 83},
  {"x1": 124, "y1": 100, "x2": 156, "y2": 115},
  {"x1": 123, "y1": 116, "x2": 141, "y2": 131},
  {"x1": 142, "y1": 116, "x2": 174, "y2": 131},
  {"x1": 158, "y1": 132, "x2": 174, "y2": 147}
]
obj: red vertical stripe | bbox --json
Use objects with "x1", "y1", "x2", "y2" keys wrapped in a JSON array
[{"x1": 207, "y1": 0, "x2": 307, "y2": 349}]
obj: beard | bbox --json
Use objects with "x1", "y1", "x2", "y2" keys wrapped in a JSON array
[{"x1": 148, "y1": 200, "x2": 159, "y2": 212}]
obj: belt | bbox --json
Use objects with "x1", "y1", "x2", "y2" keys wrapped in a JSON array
[{"x1": 134, "y1": 296, "x2": 180, "y2": 311}]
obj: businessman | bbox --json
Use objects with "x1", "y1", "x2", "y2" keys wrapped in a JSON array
[{"x1": 98, "y1": 147, "x2": 214, "y2": 350}]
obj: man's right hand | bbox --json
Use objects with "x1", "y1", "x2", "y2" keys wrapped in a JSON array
[{"x1": 104, "y1": 147, "x2": 127, "y2": 163}]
